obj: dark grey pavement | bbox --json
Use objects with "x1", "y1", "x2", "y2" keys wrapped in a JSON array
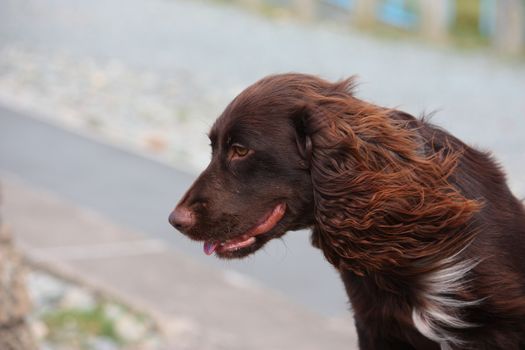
[{"x1": 0, "y1": 105, "x2": 349, "y2": 317}]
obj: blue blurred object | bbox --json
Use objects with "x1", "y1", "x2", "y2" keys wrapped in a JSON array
[
  {"x1": 377, "y1": 0, "x2": 418, "y2": 29},
  {"x1": 479, "y1": 0, "x2": 496, "y2": 36},
  {"x1": 324, "y1": 0, "x2": 355, "y2": 10}
]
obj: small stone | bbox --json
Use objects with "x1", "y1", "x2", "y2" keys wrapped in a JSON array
[
  {"x1": 143, "y1": 134, "x2": 168, "y2": 153},
  {"x1": 31, "y1": 319, "x2": 48, "y2": 340},
  {"x1": 104, "y1": 303, "x2": 124, "y2": 321},
  {"x1": 27, "y1": 272, "x2": 67, "y2": 308},
  {"x1": 60, "y1": 286, "x2": 96, "y2": 310},
  {"x1": 88, "y1": 337, "x2": 119, "y2": 350},
  {"x1": 115, "y1": 315, "x2": 147, "y2": 343}
]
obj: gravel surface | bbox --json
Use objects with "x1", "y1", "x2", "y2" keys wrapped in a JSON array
[{"x1": 0, "y1": 46, "x2": 221, "y2": 171}]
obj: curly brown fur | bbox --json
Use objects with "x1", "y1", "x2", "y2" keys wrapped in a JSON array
[{"x1": 170, "y1": 73, "x2": 525, "y2": 349}]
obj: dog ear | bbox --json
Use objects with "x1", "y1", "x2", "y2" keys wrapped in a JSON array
[
  {"x1": 292, "y1": 105, "x2": 313, "y2": 169},
  {"x1": 299, "y1": 99, "x2": 482, "y2": 276},
  {"x1": 292, "y1": 103, "x2": 359, "y2": 271}
]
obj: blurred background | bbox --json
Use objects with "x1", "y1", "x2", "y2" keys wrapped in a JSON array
[{"x1": 0, "y1": 0, "x2": 524, "y2": 349}]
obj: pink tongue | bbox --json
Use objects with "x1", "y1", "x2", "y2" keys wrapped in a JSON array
[{"x1": 203, "y1": 242, "x2": 218, "y2": 255}]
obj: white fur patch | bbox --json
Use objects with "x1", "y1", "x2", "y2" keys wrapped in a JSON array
[{"x1": 412, "y1": 255, "x2": 482, "y2": 348}]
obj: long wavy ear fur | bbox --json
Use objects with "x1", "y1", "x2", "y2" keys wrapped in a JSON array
[{"x1": 301, "y1": 78, "x2": 482, "y2": 276}]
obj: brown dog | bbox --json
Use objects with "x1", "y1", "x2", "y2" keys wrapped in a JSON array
[{"x1": 170, "y1": 74, "x2": 525, "y2": 349}]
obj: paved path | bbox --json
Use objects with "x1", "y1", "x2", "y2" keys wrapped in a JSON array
[
  {"x1": 2, "y1": 175, "x2": 357, "y2": 350},
  {"x1": 0, "y1": 105, "x2": 349, "y2": 318}
]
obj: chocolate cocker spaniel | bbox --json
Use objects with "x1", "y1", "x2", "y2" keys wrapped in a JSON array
[{"x1": 169, "y1": 74, "x2": 525, "y2": 349}]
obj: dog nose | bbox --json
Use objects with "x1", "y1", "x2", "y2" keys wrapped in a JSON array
[{"x1": 169, "y1": 206, "x2": 195, "y2": 232}]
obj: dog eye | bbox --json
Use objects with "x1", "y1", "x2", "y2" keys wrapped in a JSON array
[{"x1": 230, "y1": 144, "x2": 250, "y2": 159}]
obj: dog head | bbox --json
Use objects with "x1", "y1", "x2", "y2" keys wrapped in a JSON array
[{"x1": 169, "y1": 74, "x2": 322, "y2": 258}]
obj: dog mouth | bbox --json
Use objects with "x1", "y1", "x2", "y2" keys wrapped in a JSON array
[{"x1": 203, "y1": 203, "x2": 286, "y2": 256}]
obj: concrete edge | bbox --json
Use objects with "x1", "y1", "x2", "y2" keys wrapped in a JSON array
[{"x1": 19, "y1": 246, "x2": 173, "y2": 342}]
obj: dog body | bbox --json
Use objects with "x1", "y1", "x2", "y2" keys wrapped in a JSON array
[{"x1": 170, "y1": 74, "x2": 525, "y2": 349}]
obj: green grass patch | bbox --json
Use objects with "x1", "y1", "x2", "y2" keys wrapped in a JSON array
[{"x1": 42, "y1": 303, "x2": 121, "y2": 349}]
